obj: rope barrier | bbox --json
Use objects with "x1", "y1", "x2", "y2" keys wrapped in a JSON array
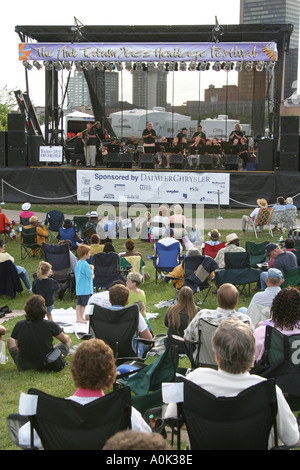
[{"x1": 1, "y1": 179, "x2": 77, "y2": 201}]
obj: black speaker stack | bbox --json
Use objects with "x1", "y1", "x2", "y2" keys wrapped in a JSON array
[
  {"x1": 279, "y1": 116, "x2": 299, "y2": 171},
  {"x1": 257, "y1": 138, "x2": 274, "y2": 171},
  {"x1": 7, "y1": 113, "x2": 27, "y2": 167},
  {"x1": 170, "y1": 154, "x2": 184, "y2": 169},
  {"x1": 141, "y1": 154, "x2": 155, "y2": 169},
  {"x1": 0, "y1": 131, "x2": 7, "y2": 167},
  {"x1": 225, "y1": 155, "x2": 239, "y2": 171}
]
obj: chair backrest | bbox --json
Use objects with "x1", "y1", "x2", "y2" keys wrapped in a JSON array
[
  {"x1": 42, "y1": 242, "x2": 71, "y2": 279},
  {"x1": 203, "y1": 242, "x2": 226, "y2": 258},
  {"x1": 45, "y1": 210, "x2": 65, "y2": 231},
  {"x1": 92, "y1": 252, "x2": 124, "y2": 289},
  {"x1": 26, "y1": 386, "x2": 131, "y2": 450},
  {"x1": 182, "y1": 255, "x2": 218, "y2": 291},
  {"x1": 155, "y1": 242, "x2": 180, "y2": 269},
  {"x1": 73, "y1": 216, "x2": 89, "y2": 235},
  {"x1": 225, "y1": 251, "x2": 249, "y2": 269},
  {"x1": 21, "y1": 226, "x2": 38, "y2": 246},
  {"x1": 283, "y1": 209, "x2": 297, "y2": 224},
  {"x1": 262, "y1": 325, "x2": 300, "y2": 369},
  {"x1": 178, "y1": 378, "x2": 278, "y2": 450},
  {"x1": 89, "y1": 304, "x2": 140, "y2": 359},
  {"x1": 246, "y1": 303, "x2": 270, "y2": 328},
  {"x1": 256, "y1": 208, "x2": 273, "y2": 227},
  {"x1": 123, "y1": 255, "x2": 142, "y2": 274},
  {"x1": 0, "y1": 260, "x2": 23, "y2": 298},
  {"x1": 58, "y1": 227, "x2": 76, "y2": 248},
  {"x1": 245, "y1": 241, "x2": 269, "y2": 267},
  {"x1": 280, "y1": 267, "x2": 300, "y2": 288},
  {"x1": 196, "y1": 319, "x2": 218, "y2": 368}
]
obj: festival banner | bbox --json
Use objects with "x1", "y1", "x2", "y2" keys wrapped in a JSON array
[
  {"x1": 19, "y1": 42, "x2": 277, "y2": 62},
  {"x1": 76, "y1": 169, "x2": 230, "y2": 205}
]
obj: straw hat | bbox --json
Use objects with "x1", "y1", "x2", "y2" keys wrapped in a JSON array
[
  {"x1": 257, "y1": 198, "x2": 268, "y2": 208},
  {"x1": 225, "y1": 233, "x2": 239, "y2": 245},
  {"x1": 208, "y1": 229, "x2": 220, "y2": 241}
]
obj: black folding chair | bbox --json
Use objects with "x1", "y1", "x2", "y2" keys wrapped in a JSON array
[
  {"x1": 20, "y1": 227, "x2": 43, "y2": 259},
  {"x1": 7, "y1": 386, "x2": 131, "y2": 450},
  {"x1": 42, "y1": 242, "x2": 75, "y2": 299},
  {"x1": 44, "y1": 210, "x2": 65, "y2": 242},
  {"x1": 165, "y1": 378, "x2": 284, "y2": 450},
  {"x1": 92, "y1": 252, "x2": 125, "y2": 290}
]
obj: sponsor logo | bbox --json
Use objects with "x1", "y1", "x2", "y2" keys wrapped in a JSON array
[
  {"x1": 140, "y1": 184, "x2": 152, "y2": 191},
  {"x1": 166, "y1": 190, "x2": 179, "y2": 194},
  {"x1": 104, "y1": 194, "x2": 115, "y2": 199},
  {"x1": 114, "y1": 184, "x2": 126, "y2": 191},
  {"x1": 94, "y1": 184, "x2": 103, "y2": 191},
  {"x1": 190, "y1": 187, "x2": 199, "y2": 191}
]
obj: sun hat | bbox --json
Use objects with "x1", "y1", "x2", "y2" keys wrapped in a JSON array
[
  {"x1": 208, "y1": 229, "x2": 220, "y2": 241},
  {"x1": 257, "y1": 198, "x2": 268, "y2": 208},
  {"x1": 266, "y1": 268, "x2": 283, "y2": 281},
  {"x1": 225, "y1": 233, "x2": 239, "y2": 245},
  {"x1": 63, "y1": 219, "x2": 73, "y2": 228},
  {"x1": 89, "y1": 211, "x2": 98, "y2": 218},
  {"x1": 22, "y1": 202, "x2": 31, "y2": 211},
  {"x1": 265, "y1": 243, "x2": 279, "y2": 256}
]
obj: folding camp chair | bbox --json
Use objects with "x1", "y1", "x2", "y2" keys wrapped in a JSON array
[
  {"x1": 58, "y1": 226, "x2": 77, "y2": 250},
  {"x1": 214, "y1": 251, "x2": 261, "y2": 297},
  {"x1": 44, "y1": 210, "x2": 64, "y2": 242},
  {"x1": 120, "y1": 255, "x2": 145, "y2": 282},
  {"x1": 92, "y1": 252, "x2": 125, "y2": 290},
  {"x1": 20, "y1": 226, "x2": 43, "y2": 259},
  {"x1": 117, "y1": 347, "x2": 179, "y2": 416},
  {"x1": 73, "y1": 216, "x2": 89, "y2": 238},
  {"x1": 162, "y1": 378, "x2": 284, "y2": 450},
  {"x1": 280, "y1": 267, "x2": 300, "y2": 288},
  {"x1": 253, "y1": 325, "x2": 300, "y2": 411},
  {"x1": 181, "y1": 255, "x2": 218, "y2": 307},
  {"x1": 245, "y1": 240, "x2": 269, "y2": 268},
  {"x1": 149, "y1": 241, "x2": 182, "y2": 284},
  {"x1": 42, "y1": 242, "x2": 75, "y2": 299},
  {"x1": 7, "y1": 386, "x2": 131, "y2": 450},
  {"x1": 203, "y1": 242, "x2": 225, "y2": 259},
  {"x1": 246, "y1": 207, "x2": 274, "y2": 238},
  {"x1": 282, "y1": 209, "x2": 298, "y2": 232},
  {"x1": 0, "y1": 260, "x2": 23, "y2": 298}
]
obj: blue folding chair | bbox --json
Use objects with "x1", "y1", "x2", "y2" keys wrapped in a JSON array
[
  {"x1": 45, "y1": 210, "x2": 65, "y2": 242},
  {"x1": 148, "y1": 241, "x2": 182, "y2": 283},
  {"x1": 58, "y1": 226, "x2": 77, "y2": 250}
]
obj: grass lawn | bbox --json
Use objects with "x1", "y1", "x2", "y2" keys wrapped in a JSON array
[{"x1": 0, "y1": 204, "x2": 282, "y2": 450}]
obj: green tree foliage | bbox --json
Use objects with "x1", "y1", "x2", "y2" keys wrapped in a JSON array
[{"x1": 0, "y1": 86, "x2": 17, "y2": 131}]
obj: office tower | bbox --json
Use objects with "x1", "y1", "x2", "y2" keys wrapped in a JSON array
[
  {"x1": 240, "y1": 0, "x2": 299, "y2": 99},
  {"x1": 132, "y1": 70, "x2": 168, "y2": 109},
  {"x1": 68, "y1": 70, "x2": 119, "y2": 108}
]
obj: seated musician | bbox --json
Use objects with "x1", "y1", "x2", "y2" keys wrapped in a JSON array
[
  {"x1": 166, "y1": 137, "x2": 182, "y2": 168},
  {"x1": 211, "y1": 137, "x2": 225, "y2": 169},
  {"x1": 238, "y1": 137, "x2": 249, "y2": 170}
]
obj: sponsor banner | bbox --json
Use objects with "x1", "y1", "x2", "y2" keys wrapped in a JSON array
[
  {"x1": 76, "y1": 170, "x2": 230, "y2": 205},
  {"x1": 19, "y1": 42, "x2": 277, "y2": 62}
]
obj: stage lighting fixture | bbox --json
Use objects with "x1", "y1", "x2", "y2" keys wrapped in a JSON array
[
  {"x1": 255, "y1": 61, "x2": 265, "y2": 72},
  {"x1": 167, "y1": 62, "x2": 175, "y2": 71},
  {"x1": 74, "y1": 61, "x2": 83, "y2": 70},
  {"x1": 157, "y1": 62, "x2": 165, "y2": 71},
  {"x1": 224, "y1": 61, "x2": 233, "y2": 71},
  {"x1": 188, "y1": 61, "x2": 197, "y2": 71},
  {"x1": 245, "y1": 61, "x2": 253, "y2": 72},
  {"x1": 199, "y1": 62, "x2": 208, "y2": 71},
  {"x1": 43, "y1": 61, "x2": 52, "y2": 71},
  {"x1": 23, "y1": 60, "x2": 33, "y2": 70},
  {"x1": 179, "y1": 62, "x2": 187, "y2": 71},
  {"x1": 94, "y1": 62, "x2": 105, "y2": 71},
  {"x1": 105, "y1": 62, "x2": 115, "y2": 71},
  {"x1": 266, "y1": 61, "x2": 275, "y2": 72},
  {"x1": 116, "y1": 62, "x2": 123, "y2": 71},
  {"x1": 125, "y1": 62, "x2": 133, "y2": 71},
  {"x1": 32, "y1": 60, "x2": 42, "y2": 70},
  {"x1": 63, "y1": 61, "x2": 73, "y2": 70},
  {"x1": 135, "y1": 62, "x2": 143, "y2": 71},
  {"x1": 53, "y1": 61, "x2": 63, "y2": 71},
  {"x1": 212, "y1": 62, "x2": 221, "y2": 71},
  {"x1": 147, "y1": 62, "x2": 156, "y2": 71},
  {"x1": 235, "y1": 61, "x2": 243, "y2": 72}
]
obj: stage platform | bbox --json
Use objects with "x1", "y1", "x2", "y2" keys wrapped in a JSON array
[{"x1": 1, "y1": 165, "x2": 299, "y2": 208}]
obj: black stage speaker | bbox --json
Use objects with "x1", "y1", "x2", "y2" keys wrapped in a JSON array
[
  {"x1": 279, "y1": 152, "x2": 299, "y2": 171},
  {"x1": 7, "y1": 148, "x2": 27, "y2": 167},
  {"x1": 8, "y1": 131, "x2": 26, "y2": 149},
  {"x1": 141, "y1": 154, "x2": 155, "y2": 169},
  {"x1": 280, "y1": 134, "x2": 299, "y2": 154},
  {"x1": 281, "y1": 116, "x2": 299, "y2": 135},
  {"x1": 225, "y1": 155, "x2": 239, "y2": 170},
  {"x1": 257, "y1": 139, "x2": 274, "y2": 171},
  {"x1": 7, "y1": 113, "x2": 25, "y2": 131},
  {"x1": 119, "y1": 153, "x2": 133, "y2": 168},
  {"x1": 0, "y1": 131, "x2": 7, "y2": 167},
  {"x1": 199, "y1": 155, "x2": 213, "y2": 170},
  {"x1": 170, "y1": 153, "x2": 183, "y2": 169},
  {"x1": 30, "y1": 135, "x2": 44, "y2": 166},
  {"x1": 106, "y1": 153, "x2": 120, "y2": 168}
]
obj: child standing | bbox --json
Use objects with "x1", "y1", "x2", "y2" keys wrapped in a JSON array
[
  {"x1": 32, "y1": 262, "x2": 60, "y2": 321},
  {"x1": 74, "y1": 244, "x2": 94, "y2": 323}
]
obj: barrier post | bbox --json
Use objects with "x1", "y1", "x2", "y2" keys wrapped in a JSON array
[{"x1": 216, "y1": 190, "x2": 223, "y2": 220}]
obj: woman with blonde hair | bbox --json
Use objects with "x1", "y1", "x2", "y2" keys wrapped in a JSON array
[
  {"x1": 164, "y1": 285, "x2": 199, "y2": 353},
  {"x1": 126, "y1": 271, "x2": 147, "y2": 309}
]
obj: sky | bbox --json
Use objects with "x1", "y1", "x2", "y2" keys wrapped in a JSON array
[{"x1": 1, "y1": 0, "x2": 299, "y2": 108}]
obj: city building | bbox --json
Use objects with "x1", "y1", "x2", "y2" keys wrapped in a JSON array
[
  {"x1": 67, "y1": 70, "x2": 119, "y2": 109},
  {"x1": 132, "y1": 70, "x2": 168, "y2": 109}
]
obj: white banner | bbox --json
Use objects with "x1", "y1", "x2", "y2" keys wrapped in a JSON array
[
  {"x1": 39, "y1": 146, "x2": 63, "y2": 163},
  {"x1": 76, "y1": 170, "x2": 230, "y2": 205}
]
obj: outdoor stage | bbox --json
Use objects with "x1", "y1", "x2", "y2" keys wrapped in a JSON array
[{"x1": 1, "y1": 165, "x2": 299, "y2": 208}]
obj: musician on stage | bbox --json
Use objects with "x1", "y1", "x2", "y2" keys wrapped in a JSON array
[
  {"x1": 142, "y1": 122, "x2": 157, "y2": 152},
  {"x1": 188, "y1": 135, "x2": 202, "y2": 168},
  {"x1": 192, "y1": 125, "x2": 206, "y2": 144},
  {"x1": 238, "y1": 137, "x2": 249, "y2": 170},
  {"x1": 95, "y1": 122, "x2": 105, "y2": 165},
  {"x1": 82, "y1": 122, "x2": 97, "y2": 167},
  {"x1": 229, "y1": 123, "x2": 243, "y2": 142},
  {"x1": 177, "y1": 127, "x2": 188, "y2": 143}
]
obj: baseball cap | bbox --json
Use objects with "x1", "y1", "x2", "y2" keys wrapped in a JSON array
[
  {"x1": 266, "y1": 268, "x2": 283, "y2": 281},
  {"x1": 265, "y1": 243, "x2": 278, "y2": 256}
]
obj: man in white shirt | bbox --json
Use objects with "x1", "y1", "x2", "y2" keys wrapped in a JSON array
[
  {"x1": 241, "y1": 198, "x2": 268, "y2": 234},
  {"x1": 248, "y1": 268, "x2": 283, "y2": 308},
  {"x1": 165, "y1": 317, "x2": 300, "y2": 449}
]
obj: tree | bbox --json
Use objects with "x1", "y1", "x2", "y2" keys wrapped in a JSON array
[{"x1": 0, "y1": 86, "x2": 17, "y2": 131}]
